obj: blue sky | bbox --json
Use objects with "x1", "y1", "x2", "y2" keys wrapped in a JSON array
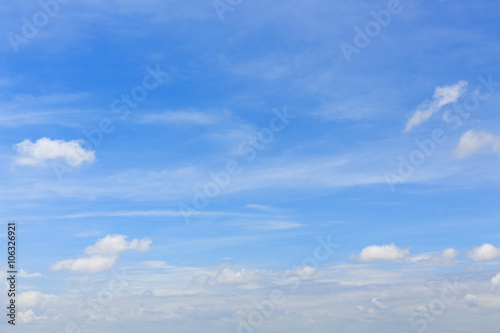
[{"x1": 1, "y1": 0, "x2": 500, "y2": 332}]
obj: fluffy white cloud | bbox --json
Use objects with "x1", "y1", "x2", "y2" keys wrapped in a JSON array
[
  {"x1": 51, "y1": 256, "x2": 118, "y2": 274},
  {"x1": 467, "y1": 243, "x2": 500, "y2": 261},
  {"x1": 405, "y1": 80, "x2": 467, "y2": 132},
  {"x1": 442, "y1": 248, "x2": 459, "y2": 260},
  {"x1": 464, "y1": 293, "x2": 479, "y2": 308},
  {"x1": 51, "y1": 234, "x2": 152, "y2": 273},
  {"x1": 13, "y1": 137, "x2": 96, "y2": 167},
  {"x1": 18, "y1": 291, "x2": 56, "y2": 308},
  {"x1": 454, "y1": 130, "x2": 500, "y2": 159},
  {"x1": 85, "y1": 234, "x2": 152, "y2": 257},
  {"x1": 491, "y1": 273, "x2": 500, "y2": 291},
  {"x1": 352, "y1": 243, "x2": 410, "y2": 263}
]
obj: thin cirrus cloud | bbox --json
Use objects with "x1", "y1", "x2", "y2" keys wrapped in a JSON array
[
  {"x1": 405, "y1": 248, "x2": 458, "y2": 264},
  {"x1": 351, "y1": 243, "x2": 410, "y2": 263},
  {"x1": 51, "y1": 234, "x2": 152, "y2": 273},
  {"x1": 454, "y1": 129, "x2": 500, "y2": 159},
  {"x1": 194, "y1": 264, "x2": 269, "y2": 286},
  {"x1": 139, "y1": 110, "x2": 229, "y2": 125},
  {"x1": 13, "y1": 137, "x2": 95, "y2": 167},
  {"x1": 404, "y1": 80, "x2": 468, "y2": 132},
  {"x1": 467, "y1": 243, "x2": 500, "y2": 261}
]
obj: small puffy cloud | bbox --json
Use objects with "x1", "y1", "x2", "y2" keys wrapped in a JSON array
[
  {"x1": 85, "y1": 234, "x2": 152, "y2": 257},
  {"x1": 19, "y1": 269, "x2": 42, "y2": 278},
  {"x1": 442, "y1": 248, "x2": 459, "y2": 260},
  {"x1": 491, "y1": 273, "x2": 500, "y2": 291},
  {"x1": 465, "y1": 293, "x2": 479, "y2": 308},
  {"x1": 467, "y1": 243, "x2": 500, "y2": 261},
  {"x1": 352, "y1": 243, "x2": 410, "y2": 263},
  {"x1": 13, "y1": 137, "x2": 95, "y2": 167},
  {"x1": 405, "y1": 80, "x2": 467, "y2": 132},
  {"x1": 51, "y1": 234, "x2": 152, "y2": 273},
  {"x1": 296, "y1": 266, "x2": 316, "y2": 279},
  {"x1": 454, "y1": 130, "x2": 500, "y2": 159}
]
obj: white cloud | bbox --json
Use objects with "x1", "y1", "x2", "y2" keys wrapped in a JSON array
[
  {"x1": 405, "y1": 80, "x2": 467, "y2": 132},
  {"x1": 51, "y1": 256, "x2": 118, "y2": 274},
  {"x1": 18, "y1": 291, "x2": 56, "y2": 308},
  {"x1": 407, "y1": 248, "x2": 458, "y2": 264},
  {"x1": 371, "y1": 297, "x2": 389, "y2": 310},
  {"x1": 467, "y1": 243, "x2": 500, "y2": 261},
  {"x1": 454, "y1": 130, "x2": 500, "y2": 159},
  {"x1": 51, "y1": 234, "x2": 152, "y2": 273},
  {"x1": 13, "y1": 137, "x2": 96, "y2": 167},
  {"x1": 85, "y1": 234, "x2": 152, "y2": 257},
  {"x1": 352, "y1": 243, "x2": 410, "y2": 263},
  {"x1": 442, "y1": 248, "x2": 458, "y2": 260},
  {"x1": 250, "y1": 220, "x2": 304, "y2": 230},
  {"x1": 194, "y1": 264, "x2": 269, "y2": 286},
  {"x1": 296, "y1": 266, "x2": 316, "y2": 279},
  {"x1": 19, "y1": 269, "x2": 42, "y2": 278},
  {"x1": 139, "y1": 110, "x2": 228, "y2": 125},
  {"x1": 465, "y1": 293, "x2": 479, "y2": 308},
  {"x1": 491, "y1": 273, "x2": 500, "y2": 291},
  {"x1": 245, "y1": 204, "x2": 275, "y2": 211},
  {"x1": 18, "y1": 309, "x2": 47, "y2": 324}
]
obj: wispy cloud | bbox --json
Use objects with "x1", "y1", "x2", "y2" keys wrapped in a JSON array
[
  {"x1": 405, "y1": 80, "x2": 468, "y2": 132},
  {"x1": 249, "y1": 220, "x2": 304, "y2": 230},
  {"x1": 139, "y1": 110, "x2": 229, "y2": 125}
]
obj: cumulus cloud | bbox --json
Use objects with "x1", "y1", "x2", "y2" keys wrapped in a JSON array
[
  {"x1": 85, "y1": 234, "x2": 152, "y2": 256},
  {"x1": 405, "y1": 80, "x2": 467, "y2": 132},
  {"x1": 13, "y1": 137, "x2": 96, "y2": 167},
  {"x1": 351, "y1": 243, "x2": 410, "y2": 263},
  {"x1": 18, "y1": 291, "x2": 56, "y2": 308},
  {"x1": 464, "y1": 293, "x2": 479, "y2": 308},
  {"x1": 467, "y1": 243, "x2": 500, "y2": 261},
  {"x1": 51, "y1": 234, "x2": 152, "y2": 273},
  {"x1": 454, "y1": 130, "x2": 500, "y2": 159},
  {"x1": 491, "y1": 273, "x2": 500, "y2": 291}
]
